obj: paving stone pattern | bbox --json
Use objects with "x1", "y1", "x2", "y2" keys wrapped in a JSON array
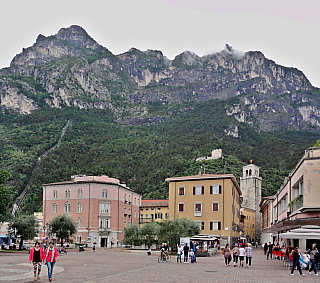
[{"x1": 1, "y1": 247, "x2": 320, "y2": 282}]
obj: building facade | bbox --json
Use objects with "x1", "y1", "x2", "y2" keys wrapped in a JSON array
[
  {"x1": 166, "y1": 174, "x2": 242, "y2": 246},
  {"x1": 259, "y1": 196, "x2": 274, "y2": 244},
  {"x1": 43, "y1": 175, "x2": 141, "y2": 247},
  {"x1": 260, "y1": 147, "x2": 320, "y2": 251},
  {"x1": 139, "y1": 199, "x2": 169, "y2": 227},
  {"x1": 240, "y1": 163, "x2": 262, "y2": 241},
  {"x1": 241, "y1": 207, "x2": 256, "y2": 242}
]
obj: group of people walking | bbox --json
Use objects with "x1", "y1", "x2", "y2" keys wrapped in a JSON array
[
  {"x1": 29, "y1": 242, "x2": 59, "y2": 282},
  {"x1": 290, "y1": 244, "x2": 319, "y2": 276},
  {"x1": 222, "y1": 243, "x2": 253, "y2": 267}
]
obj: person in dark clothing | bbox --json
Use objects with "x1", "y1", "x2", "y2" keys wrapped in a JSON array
[
  {"x1": 266, "y1": 242, "x2": 273, "y2": 260},
  {"x1": 183, "y1": 243, "x2": 189, "y2": 263},
  {"x1": 291, "y1": 247, "x2": 305, "y2": 276},
  {"x1": 263, "y1": 243, "x2": 268, "y2": 255}
]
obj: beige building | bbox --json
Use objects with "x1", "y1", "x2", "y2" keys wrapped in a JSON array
[
  {"x1": 166, "y1": 174, "x2": 242, "y2": 245},
  {"x1": 139, "y1": 199, "x2": 169, "y2": 227}
]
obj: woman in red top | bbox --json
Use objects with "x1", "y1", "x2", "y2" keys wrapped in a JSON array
[
  {"x1": 29, "y1": 242, "x2": 45, "y2": 281},
  {"x1": 44, "y1": 242, "x2": 59, "y2": 282}
]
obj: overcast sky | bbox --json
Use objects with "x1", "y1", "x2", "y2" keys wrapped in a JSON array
[{"x1": 1, "y1": 0, "x2": 320, "y2": 87}]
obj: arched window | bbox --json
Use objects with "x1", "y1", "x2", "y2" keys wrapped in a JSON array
[
  {"x1": 65, "y1": 189, "x2": 70, "y2": 199},
  {"x1": 77, "y1": 202, "x2": 82, "y2": 213},
  {"x1": 77, "y1": 189, "x2": 83, "y2": 198},
  {"x1": 124, "y1": 194, "x2": 127, "y2": 203},
  {"x1": 53, "y1": 190, "x2": 58, "y2": 199},
  {"x1": 53, "y1": 203, "x2": 57, "y2": 214},
  {"x1": 99, "y1": 218, "x2": 109, "y2": 229},
  {"x1": 249, "y1": 169, "x2": 252, "y2": 176},
  {"x1": 134, "y1": 198, "x2": 136, "y2": 205},
  {"x1": 64, "y1": 202, "x2": 71, "y2": 213},
  {"x1": 128, "y1": 208, "x2": 131, "y2": 216},
  {"x1": 102, "y1": 189, "x2": 108, "y2": 198},
  {"x1": 77, "y1": 218, "x2": 82, "y2": 229},
  {"x1": 128, "y1": 195, "x2": 131, "y2": 203},
  {"x1": 165, "y1": 212, "x2": 169, "y2": 219},
  {"x1": 124, "y1": 207, "x2": 127, "y2": 215},
  {"x1": 246, "y1": 170, "x2": 248, "y2": 176}
]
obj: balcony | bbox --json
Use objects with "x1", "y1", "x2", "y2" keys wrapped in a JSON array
[
  {"x1": 289, "y1": 195, "x2": 303, "y2": 212},
  {"x1": 99, "y1": 227, "x2": 111, "y2": 233}
]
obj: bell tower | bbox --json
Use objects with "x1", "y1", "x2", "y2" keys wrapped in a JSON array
[{"x1": 240, "y1": 162, "x2": 262, "y2": 241}]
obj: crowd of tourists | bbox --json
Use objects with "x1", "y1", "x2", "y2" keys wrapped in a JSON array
[{"x1": 222, "y1": 243, "x2": 253, "y2": 267}]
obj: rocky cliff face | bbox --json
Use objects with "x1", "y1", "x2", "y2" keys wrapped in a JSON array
[{"x1": 1, "y1": 25, "x2": 320, "y2": 132}]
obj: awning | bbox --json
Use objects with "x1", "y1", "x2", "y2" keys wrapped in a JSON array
[
  {"x1": 190, "y1": 234, "x2": 218, "y2": 241},
  {"x1": 278, "y1": 225, "x2": 320, "y2": 240}
]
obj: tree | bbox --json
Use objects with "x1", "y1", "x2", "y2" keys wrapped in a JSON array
[
  {"x1": 49, "y1": 215, "x2": 77, "y2": 245},
  {"x1": 158, "y1": 218, "x2": 200, "y2": 250},
  {"x1": 123, "y1": 223, "x2": 141, "y2": 247},
  {"x1": 140, "y1": 222, "x2": 160, "y2": 248},
  {"x1": 0, "y1": 169, "x2": 10, "y2": 221},
  {"x1": 8, "y1": 214, "x2": 38, "y2": 250}
]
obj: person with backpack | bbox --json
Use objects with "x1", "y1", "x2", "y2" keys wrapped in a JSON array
[
  {"x1": 232, "y1": 243, "x2": 239, "y2": 267},
  {"x1": 222, "y1": 244, "x2": 232, "y2": 266},
  {"x1": 29, "y1": 242, "x2": 45, "y2": 281}
]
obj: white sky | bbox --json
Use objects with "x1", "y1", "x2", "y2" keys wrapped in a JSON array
[{"x1": 1, "y1": 0, "x2": 320, "y2": 87}]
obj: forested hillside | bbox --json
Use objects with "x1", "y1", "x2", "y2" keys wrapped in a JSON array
[{"x1": 1, "y1": 98, "x2": 318, "y2": 214}]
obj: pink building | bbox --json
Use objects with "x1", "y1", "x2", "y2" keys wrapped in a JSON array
[{"x1": 43, "y1": 175, "x2": 141, "y2": 247}]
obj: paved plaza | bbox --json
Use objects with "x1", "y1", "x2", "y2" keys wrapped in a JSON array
[{"x1": 1, "y1": 247, "x2": 320, "y2": 283}]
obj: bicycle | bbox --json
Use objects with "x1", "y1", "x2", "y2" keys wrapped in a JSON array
[{"x1": 158, "y1": 252, "x2": 171, "y2": 263}]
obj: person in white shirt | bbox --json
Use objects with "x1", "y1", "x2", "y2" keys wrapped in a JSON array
[
  {"x1": 177, "y1": 244, "x2": 183, "y2": 263},
  {"x1": 239, "y1": 245, "x2": 245, "y2": 267}
]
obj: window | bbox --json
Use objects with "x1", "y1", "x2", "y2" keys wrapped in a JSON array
[
  {"x1": 134, "y1": 198, "x2": 136, "y2": 205},
  {"x1": 157, "y1": 208, "x2": 161, "y2": 210},
  {"x1": 102, "y1": 189, "x2": 108, "y2": 198},
  {"x1": 129, "y1": 195, "x2": 131, "y2": 203},
  {"x1": 77, "y1": 202, "x2": 82, "y2": 213},
  {"x1": 201, "y1": 222, "x2": 204, "y2": 230},
  {"x1": 124, "y1": 194, "x2": 127, "y2": 203},
  {"x1": 53, "y1": 190, "x2": 58, "y2": 199},
  {"x1": 52, "y1": 203, "x2": 57, "y2": 214},
  {"x1": 155, "y1": 212, "x2": 162, "y2": 219},
  {"x1": 145, "y1": 214, "x2": 149, "y2": 219},
  {"x1": 77, "y1": 189, "x2": 83, "y2": 198},
  {"x1": 134, "y1": 210, "x2": 136, "y2": 218},
  {"x1": 100, "y1": 218, "x2": 110, "y2": 229},
  {"x1": 194, "y1": 202, "x2": 202, "y2": 216},
  {"x1": 128, "y1": 208, "x2": 131, "y2": 216},
  {"x1": 77, "y1": 218, "x2": 82, "y2": 229},
  {"x1": 145, "y1": 208, "x2": 149, "y2": 211},
  {"x1": 249, "y1": 216, "x2": 251, "y2": 220},
  {"x1": 165, "y1": 212, "x2": 169, "y2": 219},
  {"x1": 210, "y1": 184, "x2": 221, "y2": 194},
  {"x1": 124, "y1": 207, "x2": 127, "y2": 215},
  {"x1": 124, "y1": 221, "x2": 126, "y2": 228},
  {"x1": 252, "y1": 224, "x2": 254, "y2": 228},
  {"x1": 64, "y1": 202, "x2": 70, "y2": 213},
  {"x1": 212, "y1": 202, "x2": 219, "y2": 212},
  {"x1": 65, "y1": 189, "x2": 70, "y2": 199},
  {"x1": 178, "y1": 203, "x2": 185, "y2": 212},
  {"x1": 151, "y1": 208, "x2": 154, "y2": 211},
  {"x1": 99, "y1": 203, "x2": 110, "y2": 214},
  {"x1": 252, "y1": 216, "x2": 254, "y2": 221},
  {"x1": 210, "y1": 221, "x2": 221, "y2": 231},
  {"x1": 140, "y1": 214, "x2": 143, "y2": 218},
  {"x1": 193, "y1": 185, "x2": 204, "y2": 195},
  {"x1": 179, "y1": 187, "x2": 185, "y2": 195},
  {"x1": 140, "y1": 208, "x2": 144, "y2": 211}
]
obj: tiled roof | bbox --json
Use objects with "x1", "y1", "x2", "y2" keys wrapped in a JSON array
[{"x1": 140, "y1": 199, "x2": 169, "y2": 208}]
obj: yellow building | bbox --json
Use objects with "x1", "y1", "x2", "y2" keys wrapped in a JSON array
[
  {"x1": 166, "y1": 174, "x2": 242, "y2": 245},
  {"x1": 139, "y1": 199, "x2": 169, "y2": 227},
  {"x1": 241, "y1": 207, "x2": 256, "y2": 241}
]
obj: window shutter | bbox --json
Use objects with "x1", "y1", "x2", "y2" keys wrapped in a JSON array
[
  {"x1": 219, "y1": 185, "x2": 222, "y2": 194},
  {"x1": 210, "y1": 186, "x2": 212, "y2": 194},
  {"x1": 210, "y1": 222, "x2": 213, "y2": 230},
  {"x1": 218, "y1": 221, "x2": 221, "y2": 230},
  {"x1": 155, "y1": 214, "x2": 157, "y2": 219},
  {"x1": 193, "y1": 187, "x2": 195, "y2": 195},
  {"x1": 202, "y1": 186, "x2": 204, "y2": 195}
]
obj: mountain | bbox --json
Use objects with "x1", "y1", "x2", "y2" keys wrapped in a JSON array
[
  {"x1": 0, "y1": 25, "x2": 319, "y2": 215},
  {"x1": 1, "y1": 25, "x2": 320, "y2": 131}
]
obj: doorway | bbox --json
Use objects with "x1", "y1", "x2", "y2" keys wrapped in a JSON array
[{"x1": 101, "y1": 237, "x2": 108, "y2": 248}]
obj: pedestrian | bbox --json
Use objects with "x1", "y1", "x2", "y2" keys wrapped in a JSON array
[
  {"x1": 177, "y1": 244, "x2": 183, "y2": 263},
  {"x1": 245, "y1": 243, "x2": 253, "y2": 267},
  {"x1": 44, "y1": 242, "x2": 59, "y2": 282},
  {"x1": 29, "y1": 242, "x2": 45, "y2": 282},
  {"x1": 307, "y1": 244, "x2": 319, "y2": 276},
  {"x1": 222, "y1": 244, "x2": 232, "y2": 266},
  {"x1": 93, "y1": 244, "x2": 96, "y2": 252},
  {"x1": 239, "y1": 244, "x2": 245, "y2": 267},
  {"x1": 263, "y1": 242, "x2": 268, "y2": 255},
  {"x1": 183, "y1": 243, "x2": 189, "y2": 263},
  {"x1": 193, "y1": 241, "x2": 197, "y2": 263},
  {"x1": 291, "y1": 247, "x2": 305, "y2": 276},
  {"x1": 266, "y1": 242, "x2": 273, "y2": 260},
  {"x1": 232, "y1": 243, "x2": 239, "y2": 267}
]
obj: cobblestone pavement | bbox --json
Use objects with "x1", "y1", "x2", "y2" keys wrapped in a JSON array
[{"x1": 1, "y1": 247, "x2": 320, "y2": 282}]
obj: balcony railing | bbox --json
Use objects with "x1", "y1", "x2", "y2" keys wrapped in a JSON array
[{"x1": 99, "y1": 227, "x2": 111, "y2": 233}]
